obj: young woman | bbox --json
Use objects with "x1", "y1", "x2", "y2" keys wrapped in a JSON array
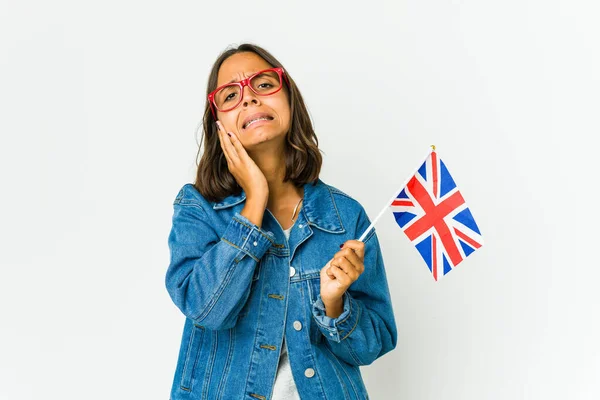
[{"x1": 165, "y1": 43, "x2": 397, "y2": 400}]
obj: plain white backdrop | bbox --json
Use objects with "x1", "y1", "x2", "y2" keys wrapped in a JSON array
[{"x1": 1, "y1": 0, "x2": 598, "y2": 399}]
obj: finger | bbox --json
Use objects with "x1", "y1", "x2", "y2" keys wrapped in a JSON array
[
  {"x1": 329, "y1": 263, "x2": 352, "y2": 287},
  {"x1": 340, "y1": 240, "x2": 365, "y2": 260},
  {"x1": 332, "y1": 256, "x2": 360, "y2": 281},
  {"x1": 218, "y1": 129, "x2": 234, "y2": 166},
  {"x1": 216, "y1": 121, "x2": 240, "y2": 164},
  {"x1": 226, "y1": 130, "x2": 249, "y2": 162},
  {"x1": 324, "y1": 260, "x2": 335, "y2": 279},
  {"x1": 333, "y1": 248, "x2": 363, "y2": 273}
]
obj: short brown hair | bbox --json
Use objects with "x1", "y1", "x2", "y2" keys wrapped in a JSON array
[{"x1": 193, "y1": 43, "x2": 323, "y2": 203}]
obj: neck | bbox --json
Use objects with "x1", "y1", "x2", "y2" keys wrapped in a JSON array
[{"x1": 247, "y1": 146, "x2": 303, "y2": 211}]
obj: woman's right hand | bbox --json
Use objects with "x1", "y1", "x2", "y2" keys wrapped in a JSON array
[{"x1": 216, "y1": 120, "x2": 269, "y2": 207}]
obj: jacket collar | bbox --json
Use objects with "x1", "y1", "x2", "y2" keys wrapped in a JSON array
[{"x1": 212, "y1": 178, "x2": 345, "y2": 233}]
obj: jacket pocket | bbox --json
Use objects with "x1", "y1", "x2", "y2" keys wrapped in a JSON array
[{"x1": 180, "y1": 324, "x2": 205, "y2": 391}]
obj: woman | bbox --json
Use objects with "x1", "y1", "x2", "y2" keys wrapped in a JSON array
[{"x1": 165, "y1": 43, "x2": 397, "y2": 400}]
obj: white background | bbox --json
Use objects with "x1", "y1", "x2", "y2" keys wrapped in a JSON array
[{"x1": 1, "y1": 0, "x2": 598, "y2": 399}]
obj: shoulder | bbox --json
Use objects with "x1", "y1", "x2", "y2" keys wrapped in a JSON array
[
  {"x1": 320, "y1": 180, "x2": 366, "y2": 214},
  {"x1": 318, "y1": 179, "x2": 376, "y2": 239},
  {"x1": 173, "y1": 183, "x2": 210, "y2": 210}
]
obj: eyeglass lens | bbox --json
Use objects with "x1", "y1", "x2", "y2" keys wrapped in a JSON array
[{"x1": 214, "y1": 71, "x2": 282, "y2": 110}]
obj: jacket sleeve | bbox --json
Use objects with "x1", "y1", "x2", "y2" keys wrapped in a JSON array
[
  {"x1": 311, "y1": 208, "x2": 398, "y2": 366},
  {"x1": 165, "y1": 197, "x2": 274, "y2": 331}
]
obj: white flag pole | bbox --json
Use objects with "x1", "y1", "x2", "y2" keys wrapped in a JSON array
[{"x1": 357, "y1": 146, "x2": 435, "y2": 242}]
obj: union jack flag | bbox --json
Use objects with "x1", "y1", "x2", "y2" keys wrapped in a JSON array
[{"x1": 391, "y1": 150, "x2": 483, "y2": 280}]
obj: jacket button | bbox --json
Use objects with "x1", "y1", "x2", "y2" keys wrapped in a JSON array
[
  {"x1": 304, "y1": 368, "x2": 315, "y2": 378},
  {"x1": 289, "y1": 266, "x2": 296, "y2": 277},
  {"x1": 293, "y1": 321, "x2": 302, "y2": 330},
  {"x1": 253, "y1": 241, "x2": 258, "y2": 246}
]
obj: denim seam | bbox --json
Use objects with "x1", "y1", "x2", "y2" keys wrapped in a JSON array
[
  {"x1": 299, "y1": 271, "x2": 329, "y2": 400},
  {"x1": 216, "y1": 326, "x2": 235, "y2": 399},
  {"x1": 326, "y1": 345, "x2": 360, "y2": 399},
  {"x1": 194, "y1": 244, "x2": 241, "y2": 322},
  {"x1": 244, "y1": 266, "x2": 267, "y2": 396},
  {"x1": 179, "y1": 324, "x2": 197, "y2": 391},
  {"x1": 174, "y1": 199, "x2": 205, "y2": 209},
  {"x1": 221, "y1": 237, "x2": 257, "y2": 262},
  {"x1": 322, "y1": 346, "x2": 350, "y2": 400},
  {"x1": 362, "y1": 226, "x2": 377, "y2": 244},
  {"x1": 343, "y1": 333, "x2": 364, "y2": 365},
  {"x1": 202, "y1": 330, "x2": 217, "y2": 399},
  {"x1": 343, "y1": 338, "x2": 363, "y2": 366},
  {"x1": 336, "y1": 292, "x2": 353, "y2": 326},
  {"x1": 310, "y1": 297, "x2": 334, "y2": 330},
  {"x1": 340, "y1": 298, "x2": 361, "y2": 341},
  {"x1": 232, "y1": 216, "x2": 275, "y2": 244},
  {"x1": 327, "y1": 189, "x2": 346, "y2": 232}
]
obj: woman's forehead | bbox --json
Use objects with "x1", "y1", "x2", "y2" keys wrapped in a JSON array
[{"x1": 217, "y1": 53, "x2": 271, "y2": 86}]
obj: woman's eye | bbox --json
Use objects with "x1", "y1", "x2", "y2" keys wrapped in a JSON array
[{"x1": 224, "y1": 93, "x2": 237, "y2": 102}]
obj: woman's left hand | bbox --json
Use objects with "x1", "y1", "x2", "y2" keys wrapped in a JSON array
[{"x1": 319, "y1": 240, "x2": 366, "y2": 305}]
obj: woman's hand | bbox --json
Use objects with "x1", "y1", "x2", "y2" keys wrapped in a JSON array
[
  {"x1": 319, "y1": 240, "x2": 366, "y2": 306},
  {"x1": 216, "y1": 121, "x2": 269, "y2": 205}
]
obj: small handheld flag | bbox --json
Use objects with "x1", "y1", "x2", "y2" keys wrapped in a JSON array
[{"x1": 358, "y1": 146, "x2": 483, "y2": 281}]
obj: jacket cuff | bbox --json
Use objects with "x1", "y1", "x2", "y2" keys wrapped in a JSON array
[
  {"x1": 221, "y1": 212, "x2": 274, "y2": 262},
  {"x1": 311, "y1": 291, "x2": 361, "y2": 342}
]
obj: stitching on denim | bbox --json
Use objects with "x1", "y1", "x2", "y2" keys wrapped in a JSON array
[
  {"x1": 299, "y1": 270, "x2": 329, "y2": 400},
  {"x1": 326, "y1": 344, "x2": 360, "y2": 399},
  {"x1": 340, "y1": 298, "x2": 361, "y2": 341},
  {"x1": 232, "y1": 217, "x2": 275, "y2": 244},
  {"x1": 363, "y1": 225, "x2": 377, "y2": 244},
  {"x1": 328, "y1": 186, "x2": 352, "y2": 198},
  {"x1": 189, "y1": 326, "x2": 204, "y2": 392},
  {"x1": 202, "y1": 330, "x2": 217, "y2": 399},
  {"x1": 217, "y1": 327, "x2": 235, "y2": 400},
  {"x1": 327, "y1": 188, "x2": 346, "y2": 232},
  {"x1": 195, "y1": 245, "x2": 249, "y2": 323},
  {"x1": 322, "y1": 346, "x2": 351, "y2": 400},
  {"x1": 343, "y1": 335, "x2": 364, "y2": 365},
  {"x1": 336, "y1": 292, "x2": 353, "y2": 326},
  {"x1": 244, "y1": 264, "x2": 266, "y2": 395},
  {"x1": 179, "y1": 324, "x2": 197, "y2": 390},
  {"x1": 221, "y1": 238, "x2": 258, "y2": 262}
]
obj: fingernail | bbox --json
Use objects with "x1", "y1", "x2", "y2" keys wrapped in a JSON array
[
  {"x1": 216, "y1": 121, "x2": 221, "y2": 131},
  {"x1": 340, "y1": 244, "x2": 344, "y2": 248}
]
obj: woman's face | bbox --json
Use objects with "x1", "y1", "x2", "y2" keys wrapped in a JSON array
[{"x1": 215, "y1": 52, "x2": 291, "y2": 152}]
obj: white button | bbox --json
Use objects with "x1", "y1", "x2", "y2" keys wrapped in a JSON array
[
  {"x1": 329, "y1": 332, "x2": 334, "y2": 336},
  {"x1": 253, "y1": 241, "x2": 258, "y2": 246},
  {"x1": 298, "y1": 224, "x2": 303, "y2": 228},
  {"x1": 289, "y1": 266, "x2": 296, "y2": 277},
  {"x1": 293, "y1": 321, "x2": 302, "y2": 331},
  {"x1": 304, "y1": 368, "x2": 315, "y2": 378}
]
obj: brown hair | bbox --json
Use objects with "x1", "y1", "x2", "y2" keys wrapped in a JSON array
[{"x1": 193, "y1": 43, "x2": 323, "y2": 203}]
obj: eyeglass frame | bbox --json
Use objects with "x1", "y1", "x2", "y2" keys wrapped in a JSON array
[{"x1": 207, "y1": 67, "x2": 289, "y2": 119}]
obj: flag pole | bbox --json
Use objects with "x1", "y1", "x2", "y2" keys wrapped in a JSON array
[{"x1": 357, "y1": 146, "x2": 435, "y2": 242}]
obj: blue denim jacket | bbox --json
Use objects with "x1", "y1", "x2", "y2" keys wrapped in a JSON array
[{"x1": 165, "y1": 178, "x2": 397, "y2": 400}]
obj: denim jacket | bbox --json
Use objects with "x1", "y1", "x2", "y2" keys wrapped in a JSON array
[{"x1": 165, "y1": 178, "x2": 398, "y2": 400}]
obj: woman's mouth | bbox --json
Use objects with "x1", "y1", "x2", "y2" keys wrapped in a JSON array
[{"x1": 243, "y1": 115, "x2": 274, "y2": 129}]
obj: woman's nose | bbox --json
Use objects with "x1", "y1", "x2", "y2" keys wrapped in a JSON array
[{"x1": 242, "y1": 85, "x2": 260, "y2": 107}]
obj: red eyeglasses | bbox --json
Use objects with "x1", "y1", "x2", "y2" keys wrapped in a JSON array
[{"x1": 207, "y1": 67, "x2": 289, "y2": 118}]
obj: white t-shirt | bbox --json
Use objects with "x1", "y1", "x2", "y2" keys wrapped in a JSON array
[{"x1": 271, "y1": 225, "x2": 301, "y2": 400}]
